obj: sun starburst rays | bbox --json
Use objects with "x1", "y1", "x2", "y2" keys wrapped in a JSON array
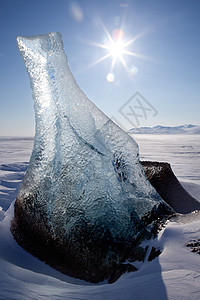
[
  {"x1": 81, "y1": 23, "x2": 151, "y2": 81},
  {"x1": 88, "y1": 25, "x2": 141, "y2": 81}
]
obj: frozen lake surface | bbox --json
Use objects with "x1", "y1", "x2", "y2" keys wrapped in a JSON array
[{"x1": 0, "y1": 135, "x2": 200, "y2": 299}]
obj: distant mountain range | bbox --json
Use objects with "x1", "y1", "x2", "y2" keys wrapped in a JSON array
[{"x1": 129, "y1": 124, "x2": 200, "y2": 134}]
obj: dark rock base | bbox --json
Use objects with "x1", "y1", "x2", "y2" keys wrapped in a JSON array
[{"x1": 141, "y1": 161, "x2": 200, "y2": 214}]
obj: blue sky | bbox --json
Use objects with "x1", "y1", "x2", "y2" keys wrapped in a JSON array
[{"x1": 0, "y1": 0, "x2": 200, "y2": 136}]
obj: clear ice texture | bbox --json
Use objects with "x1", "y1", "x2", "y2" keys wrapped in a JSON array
[{"x1": 16, "y1": 32, "x2": 164, "y2": 246}]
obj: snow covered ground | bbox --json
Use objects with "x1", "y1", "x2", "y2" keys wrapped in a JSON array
[{"x1": 0, "y1": 135, "x2": 200, "y2": 299}]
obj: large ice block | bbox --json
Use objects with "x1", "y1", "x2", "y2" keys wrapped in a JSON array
[{"x1": 11, "y1": 32, "x2": 173, "y2": 283}]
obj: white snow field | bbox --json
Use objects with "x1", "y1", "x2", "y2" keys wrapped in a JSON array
[{"x1": 0, "y1": 135, "x2": 200, "y2": 299}]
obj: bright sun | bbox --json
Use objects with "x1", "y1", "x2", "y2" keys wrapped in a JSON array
[
  {"x1": 107, "y1": 40, "x2": 125, "y2": 59},
  {"x1": 105, "y1": 28, "x2": 126, "y2": 60},
  {"x1": 88, "y1": 25, "x2": 143, "y2": 82}
]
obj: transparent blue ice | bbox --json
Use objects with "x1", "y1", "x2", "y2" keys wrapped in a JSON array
[{"x1": 17, "y1": 32, "x2": 164, "y2": 244}]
